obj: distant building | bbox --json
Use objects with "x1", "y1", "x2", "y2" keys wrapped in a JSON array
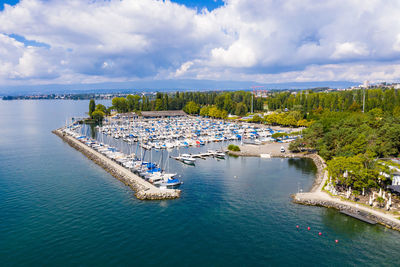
[
  {"x1": 141, "y1": 110, "x2": 187, "y2": 118},
  {"x1": 118, "y1": 112, "x2": 139, "y2": 120}
]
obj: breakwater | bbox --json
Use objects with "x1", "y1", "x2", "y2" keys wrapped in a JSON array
[
  {"x1": 293, "y1": 192, "x2": 400, "y2": 231},
  {"x1": 52, "y1": 129, "x2": 180, "y2": 200},
  {"x1": 292, "y1": 154, "x2": 400, "y2": 231},
  {"x1": 228, "y1": 143, "x2": 400, "y2": 231}
]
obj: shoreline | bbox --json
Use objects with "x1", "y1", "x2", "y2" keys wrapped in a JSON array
[
  {"x1": 229, "y1": 143, "x2": 400, "y2": 231},
  {"x1": 52, "y1": 129, "x2": 180, "y2": 200}
]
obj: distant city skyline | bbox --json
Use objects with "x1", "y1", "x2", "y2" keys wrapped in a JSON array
[{"x1": 0, "y1": 0, "x2": 400, "y2": 91}]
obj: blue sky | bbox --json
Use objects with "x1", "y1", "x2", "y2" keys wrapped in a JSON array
[
  {"x1": 0, "y1": 0, "x2": 225, "y2": 12},
  {"x1": 171, "y1": 0, "x2": 224, "y2": 11},
  {"x1": 0, "y1": 0, "x2": 18, "y2": 11},
  {"x1": 0, "y1": 0, "x2": 400, "y2": 90}
]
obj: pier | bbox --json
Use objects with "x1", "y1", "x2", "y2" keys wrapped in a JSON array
[{"x1": 53, "y1": 128, "x2": 180, "y2": 200}]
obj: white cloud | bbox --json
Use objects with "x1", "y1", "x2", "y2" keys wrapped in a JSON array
[
  {"x1": 1, "y1": 0, "x2": 400, "y2": 87},
  {"x1": 331, "y1": 42, "x2": 369, "y2": 59},
  {"x1": 175, "y1": 61, "x2": 194, "y2": 77}
]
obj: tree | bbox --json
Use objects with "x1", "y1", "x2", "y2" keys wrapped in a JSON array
[
  {"x1": 223, "y1": 94, "x2": 233, "y2": 113},
  {"x1": 349, "y1": 101, "x2": 361, "y2": 112},
  {"x1": 289, "y1": 138, "x2": 304, "y2": 152},
  {"x1": 155, "y1": 99, "x2": 163, "y2": 111},
  {"x1": 91, "y1": 110, "x2": 105, "y2": 123},
  {"x1": 126, "y1": 95, "x2": 135, "y2": 111},
  {"x1": 208, "y1": 106, "x2": 221, "y2": 118},
  {"x1": 350, "y1": 134, "x2": 367, "y2": 155},
  {"x1": 200, "y1": 106, "x2": 210, "y2": 117},
  {"x1": 215, "y1": 95, "x2": 224, "y2": 109},
  {"x1": 95, "y1": 104, "x2": 107, "y2": 114},
  {"x1": 249, "y1": 114, "x2": 263, "y2": 123},
  {"x1": 235, "y1": 102, "x2": 247, "y2": 116},
  {"x1": 220, "y1": 110, "x2": 228, "y2": 119},
  {"x1": 183, "y1": 101, "x2": 199, "y2": 115},
  {"x1": 112, "y1": 97, "x2": 128, "y2": 113},
  {"x1": 282, "y1": 114, "x2": 297, "y2": 126},
  {"x1": 89, "y1": 99, "x2": 96, "y2": 118},
  {"x1": 393, "y1": 106, "x2": 400, "y2": 118}
]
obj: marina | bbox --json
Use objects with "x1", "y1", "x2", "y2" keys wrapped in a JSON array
[
  {"x1": 57, "y1": 114, "x2": 296, "y2": 198},
  {"x1": 2, "y1": 0, "x2": 400, "y2": 265},
  {"x1": 96, "y1": 114, "x2": 296, "y2": 149},
  {"x1": 3, "y1": 100, "x2": 400, "y2": 266}
]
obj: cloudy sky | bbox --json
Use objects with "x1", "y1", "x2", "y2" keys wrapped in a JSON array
[{"x1": 0, "y1": 0, "x2": 400, "y2": 88}]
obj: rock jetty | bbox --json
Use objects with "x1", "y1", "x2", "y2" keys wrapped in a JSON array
[{"x1": 53, "y1": 129, "x2": 180, "y2": 200}]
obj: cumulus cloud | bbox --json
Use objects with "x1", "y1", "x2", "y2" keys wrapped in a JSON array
[
  {"x1": 0, "y1": 0, "x2": 400, "y2": 86},
  {"x1": 175, "y1": 61, "x2": 194, "y2": 77}
]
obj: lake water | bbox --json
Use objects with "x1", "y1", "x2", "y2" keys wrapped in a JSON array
[{"x1": 1, "y1": 100, "x2": 400, "y2": 266}]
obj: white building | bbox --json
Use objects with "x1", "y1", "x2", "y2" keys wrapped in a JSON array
[{"x1": 392, "y1": 172, "x2": 400, "y2": 185}]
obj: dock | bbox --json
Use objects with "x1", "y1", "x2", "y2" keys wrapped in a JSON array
[
  {"x1": 53, "y1": 128, "x2": 180, "y2": 200},
  {"x1": 340, "y1": 210, "x2": 377, "y2": 225}
]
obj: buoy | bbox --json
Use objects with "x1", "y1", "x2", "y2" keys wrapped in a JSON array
[
  {"x1": 318, "y1": 232, "x2": 322, "y2": 236},
  {"x1": 335, "y1": 240, "x2": 339, "y2": 243},
  {"x1": 307, "y1": 227, "x2": 311, "y2": 230}
]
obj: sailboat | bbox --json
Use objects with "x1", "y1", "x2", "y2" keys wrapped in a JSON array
[
  {"x1": 153, "y1": 151, "x2": 182, "y2": 187},
  {"x1": 171, "y1": 153, "x2": 196, "y2": 165}
]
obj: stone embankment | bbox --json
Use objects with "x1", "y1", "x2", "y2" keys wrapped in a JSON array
[
  {"x1": 293, "y1": 192, "x2": 400, "y2": 231},
  {"x1": 228, "y1": 142, "x2": 400, "y2": 231},
  {"x1": 292, "y1": 154, "x2": 400, "y2": 231},
  {"x1": 53, "y1": 129, "x2": 180, "y2": 200}
]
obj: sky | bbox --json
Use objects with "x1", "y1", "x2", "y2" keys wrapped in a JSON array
[{"x1": 0, "y1": 0, "x2": 400, "y2": 91}]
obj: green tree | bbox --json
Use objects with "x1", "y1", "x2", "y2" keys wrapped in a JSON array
[
  {"x1": 209, "y1": 106, "x2": 221, "y2": 118},
  {"x1": 249, "y1": 115, "x2": 263, "y2": 123},
  {"x1": 235, "y1": 102, "x2": 247, "y2": 116},
  {"x1": 223, "y1": 94, "x2": 233, "y2": 113},
  {"x1": 91, "y1": 110, "x2": 105, "y2": 123},
  {"x1": 89, "y1": 99, "x2": 96, "y2": 118},
  {"x1": 126, "y1": 95, "x2": 135, "y2": 111},
  {"x1": 95, "y1": 104, "x2": 107, "y2": 114},
  {"x1": 200, "y1": 106, "x2": 210, "y2": 117},
  {"x1": 393, "y1": 106, "x2": 400, "y2": 117},
  {"x1": 155, "y1": 99, "x2": 163, "y2": 111},
  {"x1": 183, "y1": 101, "x2": 200, "y2": 114},
  {"x1": 112, "y1": 97, "x2": 128, "y2": 113}
]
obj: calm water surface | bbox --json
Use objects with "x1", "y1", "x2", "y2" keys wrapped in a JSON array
[{"x1": 0, "y1": 100, "x2": 399, "y2": 266}]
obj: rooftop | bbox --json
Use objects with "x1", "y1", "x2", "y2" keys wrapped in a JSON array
[{"x1": 141, "y1": 110, "x2": 187, "y2": 118}]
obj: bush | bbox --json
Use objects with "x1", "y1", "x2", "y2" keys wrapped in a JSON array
[
  {"x1": 228, "y1": 144, "x2": 240, "y2": 151},
  {"x1": 272, "y1": 132, "x2": 288, "y2": 139}
]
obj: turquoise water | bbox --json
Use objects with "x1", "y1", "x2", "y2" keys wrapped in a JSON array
[{"x1": 1, "y1": 100, "x2": 400, "y2": 266}]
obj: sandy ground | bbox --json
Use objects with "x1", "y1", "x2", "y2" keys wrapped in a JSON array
[{"x1": 234, "y1": 142, "x2": 290, "y2": 156}]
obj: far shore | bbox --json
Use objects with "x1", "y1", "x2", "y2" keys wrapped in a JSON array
[{"x1": 228, "y1": 142, "x2": 400, "y2": 231}]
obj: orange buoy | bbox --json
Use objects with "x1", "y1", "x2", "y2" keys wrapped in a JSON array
[
  {"x1": 307, "y1": 227, "x2": 311, "y2": 230},
  {"x1": 318, "y1": 232, "x2": 322, "y2": 236}
]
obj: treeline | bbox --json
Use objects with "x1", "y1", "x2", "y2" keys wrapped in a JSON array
[
  {"x1": 266, "y1": 88, "x2": 400, "y2": 114},
  {"x1": 289, "y1": 109, "x2": 400, "y2": 193},
  {"x1": 110, "y1": 91, "x2": 265, "y2": 116}
]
